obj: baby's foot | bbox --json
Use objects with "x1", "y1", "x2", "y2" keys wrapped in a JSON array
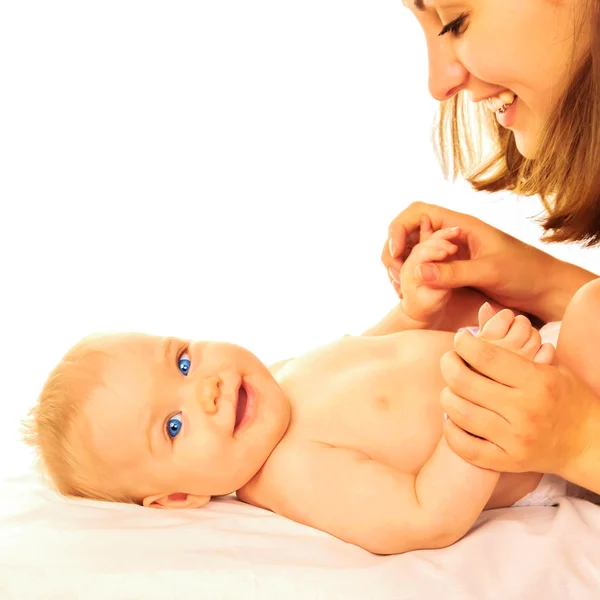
[{"x1": 475, "y1": 304, "x2": 555, "y2": 364}]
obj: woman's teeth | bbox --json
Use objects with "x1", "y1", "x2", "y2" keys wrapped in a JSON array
[{"x1": 486, "y1": 91, "x2": 517, "y2": 113}]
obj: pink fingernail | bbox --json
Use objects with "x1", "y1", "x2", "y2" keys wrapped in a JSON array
[
  {"x1": 389, "y1": 238, "x2": 396, "y2": 257},
  {"x1": 389, "y1": 267, "x2": 401, "y2": 283}
]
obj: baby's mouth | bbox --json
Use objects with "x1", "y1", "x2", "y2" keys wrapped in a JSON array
[{"x1": 234, "y1": 382, "x2": 248, "y2": 432}]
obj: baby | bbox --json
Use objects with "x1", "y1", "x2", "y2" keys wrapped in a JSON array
[{"x1": 23, "y1": 221, "x2": 600, "y2": 555}]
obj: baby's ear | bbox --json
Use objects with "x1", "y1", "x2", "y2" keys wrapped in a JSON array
[{"x1": 142, "y1": 492, "x2": 210, "y2": 509}]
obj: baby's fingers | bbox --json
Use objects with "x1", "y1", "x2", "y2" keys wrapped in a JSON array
[
  {"x1": 520, "y1": 327, "x2": 543, "y2": 360},
  {"x1": 533, "y1": 343, "x2": 555, "y2": 365},
  {"x1": 502, "y1": 314, "x2": 535, "y2": 349},
  {"x1": 477, "y1": 302, "x2": 498, "y2": 330},
  {"x1": 429, "y1": 226, "x2": 462, "y2": 242},
  {"x1": 411, "y1": 239, "x2": 458, "y2": 265},
  {"x1": 419, "y1": 215, "x2": 434, "y2": 243},
  {"x1": 479, "y1": 309, "x2": 515, "y2": 341}
]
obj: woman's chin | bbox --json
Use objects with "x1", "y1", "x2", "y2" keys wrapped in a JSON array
[{"x1": 513, "y1": 131, "x2": 537, "y2": 160}]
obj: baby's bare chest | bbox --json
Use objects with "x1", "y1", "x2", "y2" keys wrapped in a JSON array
[{"x1": 276, "y1": 331, "x2": 454, "y2": 474}]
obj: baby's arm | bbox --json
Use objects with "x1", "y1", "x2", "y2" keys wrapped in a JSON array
[
  {"x1": 267, "y1": 439, "x2": 497, "y2": 555},
  {"x1": 270, "y1": 309, "x2": 545, "y2": 554},
  {"x1": 362, "y1": 286, "x2": 505, "y2": 336},
  {"x1": 364, "y1": 227, "x2": 507, "y2": 336}
]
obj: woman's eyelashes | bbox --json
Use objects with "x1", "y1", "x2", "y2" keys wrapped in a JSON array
[
  {"x1": 438, "y1": 13, "x2": 469, "y2": 37},
  {"x1": 166, "y1": 412, "x2": 183, "y2": 439},
  {"x1": 178, "y1": 350, "x2": 191, "y2": 376}
]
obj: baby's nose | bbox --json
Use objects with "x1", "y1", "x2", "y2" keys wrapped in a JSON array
[{"x1": 197, "y1": 375, "x2": 221, "y2": 414}]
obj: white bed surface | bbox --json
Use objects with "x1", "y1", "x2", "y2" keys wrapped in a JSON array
[{"x1": 2, "y1": 471, "x2": 600, "y2": 600}]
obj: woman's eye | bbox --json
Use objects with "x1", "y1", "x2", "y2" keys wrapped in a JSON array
[
  {"x1": 178, "y1": 351, "x2": 191, "y2": 376},
  {"x1": 438, "y1": 13, "x2": 468, "y2": 37},
  {"x1": 167, "y1": 412, "x2": 183, "y2": 439}
]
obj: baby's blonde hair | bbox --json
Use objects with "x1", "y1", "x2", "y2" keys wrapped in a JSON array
[{"x1": 22, "y1": 335, "x2": 139, "y2": 504}]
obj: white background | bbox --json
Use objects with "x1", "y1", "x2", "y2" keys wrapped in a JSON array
[{"x1": 1, "y1": 0, "x2": 599, "y2": 481}]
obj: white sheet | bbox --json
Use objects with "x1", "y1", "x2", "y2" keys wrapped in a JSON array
[{"x1": 2, "y1": 470, "x2": 600, "y2": 600}]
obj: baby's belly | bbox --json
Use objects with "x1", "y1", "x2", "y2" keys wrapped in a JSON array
[
  {"x1": 285, "y1": 330, "x2": 456, "y2": 474},
  {"x1": 317, "y1": 380, "x2": 444, "y2": 473},
  {"x1": 277, "y1": 330, "x2": 543, "y2": 509}
]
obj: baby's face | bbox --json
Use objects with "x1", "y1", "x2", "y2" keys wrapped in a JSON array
[{"x1": 80, "y1": 333, "x2": 290, "y2": 506}]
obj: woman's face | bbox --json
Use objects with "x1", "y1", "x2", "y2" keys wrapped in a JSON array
[{"x1": 403, "y1": 0, "x2": 590, "y2": 158}]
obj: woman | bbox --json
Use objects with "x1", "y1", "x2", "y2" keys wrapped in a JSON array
[{"x1": 381, "y1": 1, "x2": 600, "y2": 493}]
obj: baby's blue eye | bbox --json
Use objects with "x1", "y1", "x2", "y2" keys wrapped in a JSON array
[
  {"x1": 167, "y1": 412, "x2": 183, "y2": 439},
  {"x1": 178, "y1": 351, "x2": 191, "y2": 376}
]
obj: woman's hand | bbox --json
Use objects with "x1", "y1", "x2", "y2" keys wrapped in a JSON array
[
  {"x1": 439, "y1": 322, "x2": 599, "y2": 477},
  {"x1": 383, "y1": 202, "x2": 595, "y2": 322}
]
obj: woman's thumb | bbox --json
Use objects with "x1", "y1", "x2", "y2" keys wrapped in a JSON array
[{"x1": 416, "y1": 258, "x2": 490, "y2": 289}]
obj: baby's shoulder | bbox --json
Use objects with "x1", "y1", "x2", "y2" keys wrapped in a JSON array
[
  {"x1": 267, "y1": 335, "x2": 353, "y2": 375},
  {"x1": 237, "y1": 436, "x2": 313, "y2": 509}
]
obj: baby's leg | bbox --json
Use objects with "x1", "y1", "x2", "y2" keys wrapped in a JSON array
[{"x1": 556, "y1": 278, "x2": 600, "y2": 398}]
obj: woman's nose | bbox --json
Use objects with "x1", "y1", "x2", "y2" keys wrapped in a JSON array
[
  {"x1": 426, "y1": 39, "x2": 469, "y2": 101},
  {"x1": 196, "y1": 375, "x2": 221, "y2": 414}
]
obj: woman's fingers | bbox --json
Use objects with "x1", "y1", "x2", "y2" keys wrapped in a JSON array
[
  {"x1": 443, "y1": 418, "x2": 509, "y2": 471},
  {"x1": 388, "y1": 224, "x2": 406, "y2": 259},
  {"x1": 414, "y1": 256, "x2": 496, "y2": 289},
  {"x1": 439, "y1": 350, "x2": 515, "y2": 412},
  {"x1": 386, "y1": 202, "x2": 473, "y2": 262},
  {"x1": 388, "y1": 202, "x2": 472, "y2": 244},
  {"x1": 387, "y1": 267, "x2": 403, "y2": 297},
  {"x1": 383, "y1": 249, "x2": 405, "y2": 289},
  {"x1": 452, "y1": 329, "x2": 537, "y2": 388},
  {"x1": 440, "y1": 387, "x2": 509, "y2": 442},
  {"x1": 386, "y1": 224, "x2": 462, "y2": 289}
]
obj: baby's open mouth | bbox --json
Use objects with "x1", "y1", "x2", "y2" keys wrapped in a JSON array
[{"x1": 234, "y1": 382, "x2": 248, "y2": 431}]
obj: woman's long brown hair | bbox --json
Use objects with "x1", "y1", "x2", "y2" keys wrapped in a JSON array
[{"x1": 433, "y1": 1, "x2": 600, "y2": 246}]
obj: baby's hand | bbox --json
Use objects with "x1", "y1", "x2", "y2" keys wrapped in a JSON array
[
  {"x1": 400, "y1": 217, "x2": 460, "y2": 326},
  {"x1": 475, "y1": 304, "x2": 555, "y2": 364}
]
